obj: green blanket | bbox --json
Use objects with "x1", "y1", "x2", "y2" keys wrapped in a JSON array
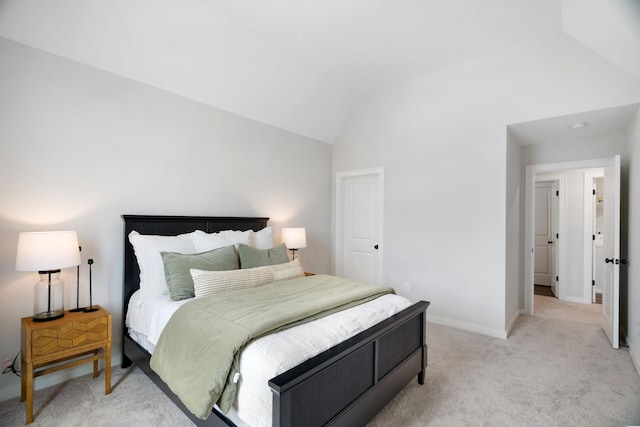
[{"x1": 149, "y1": 274, "x2": 394, "y2": 419}]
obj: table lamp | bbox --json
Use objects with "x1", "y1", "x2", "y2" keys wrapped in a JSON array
[
  {"x1": 16, "y1": 231, "x2": 81, "y2": 322},
  {"x1": 281, "y1": 228, "x2": 307, "y2": 260}
]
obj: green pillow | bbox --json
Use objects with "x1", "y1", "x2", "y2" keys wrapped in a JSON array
[
  {"x1": 161, "y1": 245, "x2": 239, "y2": 301},
  {"x1": 238, "y1": 243, "x2": 289, "y2": 269}
]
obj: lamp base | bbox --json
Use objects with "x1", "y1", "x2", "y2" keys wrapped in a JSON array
[
  {"x1": 83, "y1": 307, "x2": 98, "y2": 313},
  {"x1": 69, "y1": 307, "x2": 85, "y2": 313},
  {"x1": 33, "y1": 310, "x2": 64, "y2": 322},
  {"x1": 33, "y1": 271, "x2": 65, "y2": 323}
]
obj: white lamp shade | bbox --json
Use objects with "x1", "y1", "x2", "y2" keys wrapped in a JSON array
[
  {"x1": 281, "y1": 228, "x2": 307, "y2": 249},
  {"x1": 16, "y1": 231, "x2": 81, "y2": 272}
]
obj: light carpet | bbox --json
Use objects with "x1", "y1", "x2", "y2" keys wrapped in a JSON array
[{"x1": 1, "y1": 295, "x2": 639, "y2": 426}]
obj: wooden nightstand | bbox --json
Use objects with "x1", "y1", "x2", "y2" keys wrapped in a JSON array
[
  {"x1": 20, "y1": 305, "x2": 112, "y2": 424},
  {"x1": 304, "y1": 272, "x2": 315, "y2": 276}
]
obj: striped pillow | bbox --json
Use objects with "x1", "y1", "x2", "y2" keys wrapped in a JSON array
[
  {"x1": 190, "y1": 266, "x2": 275, "y2": 298},
  {"x1": 270, "y1": 258, "x2": 305, "y2": 282}
]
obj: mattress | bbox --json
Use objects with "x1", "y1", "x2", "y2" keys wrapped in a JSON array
[{"x1": 126, "y1": 289, "x2": 412, "y2": 426}]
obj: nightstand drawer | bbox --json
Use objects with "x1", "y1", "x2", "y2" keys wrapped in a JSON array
[{"x1": 31, "y1": 315, "x2": 109, "y2": 356}]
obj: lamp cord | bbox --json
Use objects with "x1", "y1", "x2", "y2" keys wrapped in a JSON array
[{"x1": 2, "y1": 351, "x2": 20, "y2": 377}]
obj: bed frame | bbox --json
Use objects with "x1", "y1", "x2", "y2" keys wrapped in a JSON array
[{"x1": 121, "y1": 215, "x2": 429, "y2": 427}]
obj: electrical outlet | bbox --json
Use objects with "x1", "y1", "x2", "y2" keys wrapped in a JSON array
[{"x1": 403, "y1": 283, "x2": 411, "y2": 293}]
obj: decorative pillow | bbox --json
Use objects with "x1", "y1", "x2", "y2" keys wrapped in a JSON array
[
  {"x1": 129, "y1": 231, "x2": 196, "y2": 296},
  {"x1": 190, "y1": 266, "x2": 275, "y2": 298},
  {"x1": 270, "y1": 258, "x2": 305, "y2": 281},
  {"x1": 251, "y1": 227, "x2": 274, "y2": 249},
  {"x1": 190, "y1": 229, "x2": 252, "y2": 252},
  {"x1": 237, "y1": 243, "x2": 289, "y2": 269},
  {"x1": 161, "y1": 245, "x2": 239, "y2": 301}
]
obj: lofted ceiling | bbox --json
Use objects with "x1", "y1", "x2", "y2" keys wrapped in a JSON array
[
  {"x1": 206, "y1": 0, "x2": 561, "y2": 93},
  {"x1": 0, "y1": 0, "x2": 638, "y2": 143}
]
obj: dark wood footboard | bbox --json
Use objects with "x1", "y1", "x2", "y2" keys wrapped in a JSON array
[{"x1": 270, "y1": 300, "x2": 429, "y2": 427}]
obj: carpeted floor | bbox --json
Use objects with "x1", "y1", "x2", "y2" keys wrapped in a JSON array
[{"x1": 1, "y1": 295, "x2": 639, "y2": 426}]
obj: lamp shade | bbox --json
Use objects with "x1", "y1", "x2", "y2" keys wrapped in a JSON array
[
  {"x1": 281, "y1": 228, "x2": 307, "y2": 249},
  {"x1": 16, "y1": 231, "x2": 81, "y2": 272}
]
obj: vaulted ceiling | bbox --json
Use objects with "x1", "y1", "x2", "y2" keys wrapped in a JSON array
[{"x1": 0, "y1": 0, "x2": 638, "y2": 143}]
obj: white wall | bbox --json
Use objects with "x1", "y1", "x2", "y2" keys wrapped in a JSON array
[
  {"x1": 505, "y1": 132, "x2": 522, "y2": 334},
  {"x1": 625, "y1": 107, "x2": 640, "y2": 373},
  {"x1": 334, "y1": 32, "x2": 640, "y2": 338},
  {"x1": 0, "y1": 38, "x2": 332, "y2": 400}
]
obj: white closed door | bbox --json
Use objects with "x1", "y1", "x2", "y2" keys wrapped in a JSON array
[
  {"x1": 534, "y1": 181, "x2": 557, "y2": 292},
  {"x1": 336, "y1": 169, "x2": 383, "y2": 285},
  {"x1": 602, "y1": 155, "x2": 621, "y2": 349}
]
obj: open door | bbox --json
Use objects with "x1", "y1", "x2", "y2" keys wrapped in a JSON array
[
  {"x1": 550, "y1": 180, "x2": 559, "y2": 297},
  {"x1": 534, "y1": 182, "x2": 554, "y2": 288},
  {"x1": 602, "y1": 155, "x2": 621, "y2": 349}
]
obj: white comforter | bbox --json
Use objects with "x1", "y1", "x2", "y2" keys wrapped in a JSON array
[{"x1": 127, "y1": 290, "x2": 411, "y2": 426}]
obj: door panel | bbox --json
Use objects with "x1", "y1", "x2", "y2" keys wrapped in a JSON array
[
  {"x1": 602, "y1": 155, "x2": 620, "y2": 349},
  {"x1": 550, "y1": 180, "x2": 559, "y2": 297},
  {"x1": 340, "y1": 172, "x2": 382, "y2": 285},
  {"x1": 534, "y1": 182, "x2": 554, "y2": 288}
]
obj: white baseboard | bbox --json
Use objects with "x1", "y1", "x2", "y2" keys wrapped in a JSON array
[
  {"x1": 427, "y1": 314, "x2": 508, "y2": 339},
  {"x1": 628, "y1": 342, "x2": 640, "y2": 379},
  {"x1": 562, "y1": 296, "x2": 592, "y2": 305},
  {"x1": 506, "y1": 310, "x2": 521, "y2": 338}
]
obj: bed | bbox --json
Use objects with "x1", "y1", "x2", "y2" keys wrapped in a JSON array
[{"x1": 121, "y1": 214, "x2": 430, "y2": 427}]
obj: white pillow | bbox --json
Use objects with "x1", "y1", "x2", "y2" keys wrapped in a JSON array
[
  {"x1": 128, "y1": 231, "x2": 196, "y2": 296},
  {"x1": 270, "y1": 258, "x2": 304, "y2": 281},
  {"x1": 219, "y1": 230, "x2": 252, "y2": 245},
  {"x1": 190, "y1": 266, "x2": 275, "y2": 298},
  {"x1": 191, "y1": 229, "x2": 252, "y2": 252},
  {"x1": 251, "y1": 227, "x2": 274, "y2": 249},
  {"x1": 190, "y1": 230, "x2": 229, "y2": 252}
]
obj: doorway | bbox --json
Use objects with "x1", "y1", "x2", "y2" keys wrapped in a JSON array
[
  {"x1": 534, "y1": 180, "x2": 559, "y2": 297},
  {"x1": 524, "y1": 156, "x2": 621, "y2": 348},
  {"x1": 335, "y1": 167, "x2": 384, "y2": 285}
]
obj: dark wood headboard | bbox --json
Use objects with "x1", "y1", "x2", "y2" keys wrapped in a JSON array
[{"x1": 121, "y1": 215, "x2": 269, "y2": 339}]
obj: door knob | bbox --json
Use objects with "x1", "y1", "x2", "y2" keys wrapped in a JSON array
[
  {"x1": 605, "y1": 258, "x2": 614, "y2": 264},
  {"x1": 547, "y1": 241, "x2": 553, "y2": 244},
  {"x1": 374, "y1": 244, "x2": 379, "y2": 250}
]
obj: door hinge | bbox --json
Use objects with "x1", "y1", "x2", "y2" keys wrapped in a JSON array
[
  {"x1": 556, "y1": 190, "x2": 559, "y2": 197},
  {"x1": 556, "y1": 276, "x2": 559, "y2": 282},
  {"x1": 592, "y1": 280, "x2": 595, "y2": 287},
  {"x1": 593, "y1": 189, "x2": 596, "y2": 195},
  {"x1": 556, "y1": 233, "x2": 559, "y2": 239},
  {"x1": 593, "y1": 234, "x2": 595, "y2": 241}
]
